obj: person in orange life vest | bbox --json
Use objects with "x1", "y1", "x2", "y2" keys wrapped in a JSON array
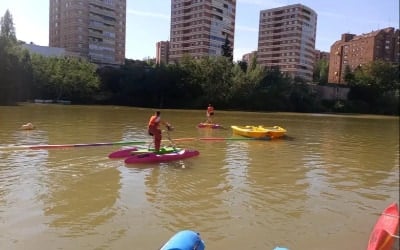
[
  {"x1": 147, "y1": 111, "x2": 172, "y2": 151},
  {"x1": 206, "y1": 104, "x2": 214, "y2": 123}
]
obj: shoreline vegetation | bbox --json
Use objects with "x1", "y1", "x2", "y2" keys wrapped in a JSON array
[{"x1": 3, "y1": 51, "x2": 398, "y2": 116}]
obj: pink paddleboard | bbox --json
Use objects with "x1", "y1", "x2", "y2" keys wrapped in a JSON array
[
  {"x1": 124, "y1": 149, "x2": 199, "y2": 164},
  {"x1": 108, "y1": 147, "x2": 138, "y2": 158}
]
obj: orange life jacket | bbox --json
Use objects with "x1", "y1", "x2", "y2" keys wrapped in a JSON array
[{"x1": 148, "y1": 115, "x2": 160, "y2": 128}]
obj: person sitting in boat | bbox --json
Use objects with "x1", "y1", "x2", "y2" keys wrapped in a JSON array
[
  {"x1": 206, "y1": 104, "x2": 214, "y2": 123},
  {"x1": 148, "y1": 111, "x2": 172, "y2": 152},
  {"x1": 20, "y1": 122, "x2": 35, "y2": 130}
]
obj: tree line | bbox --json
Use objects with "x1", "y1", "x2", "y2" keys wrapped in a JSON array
[{"x1": 1, "y1": 10, "x2": 399, "y2": 115}]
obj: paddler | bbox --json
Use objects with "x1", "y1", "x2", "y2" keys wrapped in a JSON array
[
  {"x1": 147, "y1": 111, "x2": 172, "y2": 152},
  {"x1": 206, "y1": 104, "x2": 214, "y2": 123}
]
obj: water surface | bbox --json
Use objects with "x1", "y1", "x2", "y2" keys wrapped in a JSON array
[{"x1": 0, "y1": 104, "x2": 398, "y2": 250}]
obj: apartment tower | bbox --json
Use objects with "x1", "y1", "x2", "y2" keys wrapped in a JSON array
[
  {"x1": 169, "y1": 0, "x2": 236, "y2": 62},
  {"x1": 156, "y1": 41, "x2": 170, "y2": 64},
  {"x1": 328, "y1": 27, "x2": 399, "y2": 84},
  {"x1": 49, "y1": 0, "x2": 126, "y2": 65},
  {"x1": 257, "y1": 4, "x2": 317, "y2": 82}
]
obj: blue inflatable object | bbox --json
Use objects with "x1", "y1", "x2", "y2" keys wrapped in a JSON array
[
  {"x1": 274, "y1": 247, "x2": 289, "y2": 250},
  {"x1": 160, "y1": 230, "x2": 205, "y2": 250}
]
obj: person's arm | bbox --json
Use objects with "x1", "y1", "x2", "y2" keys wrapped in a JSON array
[{"x1": 161, "y1": 120, "x2": 173, "y2": 130}]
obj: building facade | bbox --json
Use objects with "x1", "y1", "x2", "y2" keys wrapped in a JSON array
[
  {"x1": 156, "y1": 41, "x2": 170, "y2": 64},
  {"x1": 328, "y1": 27, "x2": 399, "y2": 84},
  {"x1": 241, "y1": 50, "x2": 257, "y2": 64},
  {"x1": 169, "y1": 0, "x2": 236, "y2": 62},
  {"x1": 257, "y1": 4, "x2": 317, "y2": 82},
  {"x1": 49, "y1": 0, "x2": 126, "y2": 66},
  {"x1": 22, "y1": 43, "x2": 68, "y2": 57},
  {"x1": 314, "y1": 49, "x2": 329, "y2": 63}
]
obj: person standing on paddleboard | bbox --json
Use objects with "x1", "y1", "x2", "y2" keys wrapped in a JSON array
[
  {"x1": 148, "y1": 111, "x2": 172, "y2": 152},
  {"x1": 206, "y1": 104, "x2": 214, "y2": 123}
]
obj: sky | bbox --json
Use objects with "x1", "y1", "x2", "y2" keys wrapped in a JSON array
[{"x1": 0, "y1": 0, "x2": 398, "y2": 61}]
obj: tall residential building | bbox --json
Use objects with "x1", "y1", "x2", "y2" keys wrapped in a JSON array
[
  {"x1": 257, "y1": 4, "x2": 317, "y2": 82},
  {"x1": 156, "y1": 41, "x2": 170, "y2": 64},
  {"x1": 328, "y1": 27, "x2": 399, "y2": 84},
  {"x1": 169, "y1": 0, "x2": 236, "y2": 62},
  {"x1": 49, "y1": 0, "x2": 126, "y2": 66}
]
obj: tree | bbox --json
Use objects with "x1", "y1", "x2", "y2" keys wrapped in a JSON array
[
  {"x1": 30, "y1": 55, "x2": 100, "y2": 103},
  {"x1": 343, "y1": 64, "x2": 355, "y2": 85},
  {"x1": 221, "y1": 35, "x2": 233, "y2": 61},
  {"x1": 0, "y1": 9, "x2": 25, "y2": 105},
  {"x1": 313, "y1": 59, "x2": 328, "y2": 84},
  {"x1": 346, "y1": 61, "x2": 400, "y2": 115},
  {"x1": 0, "y1": 9, "x2": 16, "y2": 41},
  {"x1": 237, "y1": 60, "x2": 247, "y2": 72}
]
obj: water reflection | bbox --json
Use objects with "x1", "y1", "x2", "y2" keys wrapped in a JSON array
[
  {"x1": 142, "y1": 158, "x2": 225, "y2": 232},
  {"x1": 43, "y1": 166, "x2": 121, "y2": 236}
]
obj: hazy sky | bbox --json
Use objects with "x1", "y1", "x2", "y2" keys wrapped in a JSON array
[{"x1": 0, "y1": 0, "x2": 398, "y2": 61}]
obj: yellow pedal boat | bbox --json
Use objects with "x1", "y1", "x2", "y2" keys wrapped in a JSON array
[{"x1": 231, "y1": 125, "x2": 287, "y2": 139}]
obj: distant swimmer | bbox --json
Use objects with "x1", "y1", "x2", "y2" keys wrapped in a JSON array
[{"x1": 20, "y1": 123, "x2": 35, "y2": 130}]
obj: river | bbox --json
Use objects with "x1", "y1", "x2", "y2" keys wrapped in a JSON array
[{"x1": 0, "y1": 104, "x2": 398, "y2": 250}]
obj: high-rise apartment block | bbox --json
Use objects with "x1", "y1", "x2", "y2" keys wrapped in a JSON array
[
  {"x1": 49, "y1": 0, "x2": 126, "y2": 66},
  {"x1": 257, "y1": 4, "x2": 317, "y2": 82},
  {"x1": 156, "y1": 41, "x2": 170, "y2": 64},
  {"x1": 169, "y1": 0, "x2": 236, "y2": 62},
  {"x1": 328, "y1": 27, "x2": 399, "y2": 84}
]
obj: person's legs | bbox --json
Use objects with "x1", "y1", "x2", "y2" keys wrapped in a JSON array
[{"x1": 153, "y1": 128, "x2": 162, "y2": 151}]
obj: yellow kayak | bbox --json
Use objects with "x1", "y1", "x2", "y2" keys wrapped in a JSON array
[{"x1": 231, "y1": 125, "x2": 287, "y2": 139}]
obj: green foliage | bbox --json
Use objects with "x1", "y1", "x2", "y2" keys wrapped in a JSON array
[
  {"x1": 199, "y1": 57, "x2": 234, "y2": 105},
  {"x1": 250, "y1": 66, "x2": 292, "y2": 110},
  {"x1": 313, "y1": 59, "x2": 328, "y2": 84},
  {"x1": 30, "y1": 55, "x2": 100, "y2": 102},
  {"x1": 0, "y1": 9, "x2": 16, "y2": 41},
  {"x1": 0, "y1": 9, "x2": 100, "y2": 105},
  {"x1": 0, "y1": 36, "x2": 32, "y2": 105},
  {"x1": 349, "y1": 61, "x2": 399, "y2": 91},
  {"x1": 343, "y1": 64, "x2": 355, "y2": 84},
  {"x1": 0, "y1": 37, "x2": 18, "y2": 104},
  {"x1": 237, "y1": 60, "x2": 247, "y2": 72},
  {"x1": 96, "y1": 55, "x2": 396, "y2": 115},
  {"x1": 346, "y1": 60, "x2": 399, "y2": 115},
  {"x1": 221, "y1": 36, "x2": 233, "y2": 61}
]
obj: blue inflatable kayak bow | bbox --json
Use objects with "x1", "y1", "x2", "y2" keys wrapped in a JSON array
[{"x1": 160, "y1": 230, "x2": 205, "y2": 250}]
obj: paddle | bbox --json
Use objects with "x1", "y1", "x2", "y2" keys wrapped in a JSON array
[
  {"x1": 199, "y1": 137, "x2": 261, "y2": 141},
  {"x1": 162, "y1": 136, "x2": 266, "y2": 142},
  {"x1": 164, "y1": 128, "x2": 177, "y2": 149},
  {"x1": 218, "y1": 125, "x2": 228, "y2": 130},
  {"x1": 1, "y1": 140, "x2": 148, "y2": 150},
  {"x1": 1, "y1": 136, "x2": 270, "y2": 151}
]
